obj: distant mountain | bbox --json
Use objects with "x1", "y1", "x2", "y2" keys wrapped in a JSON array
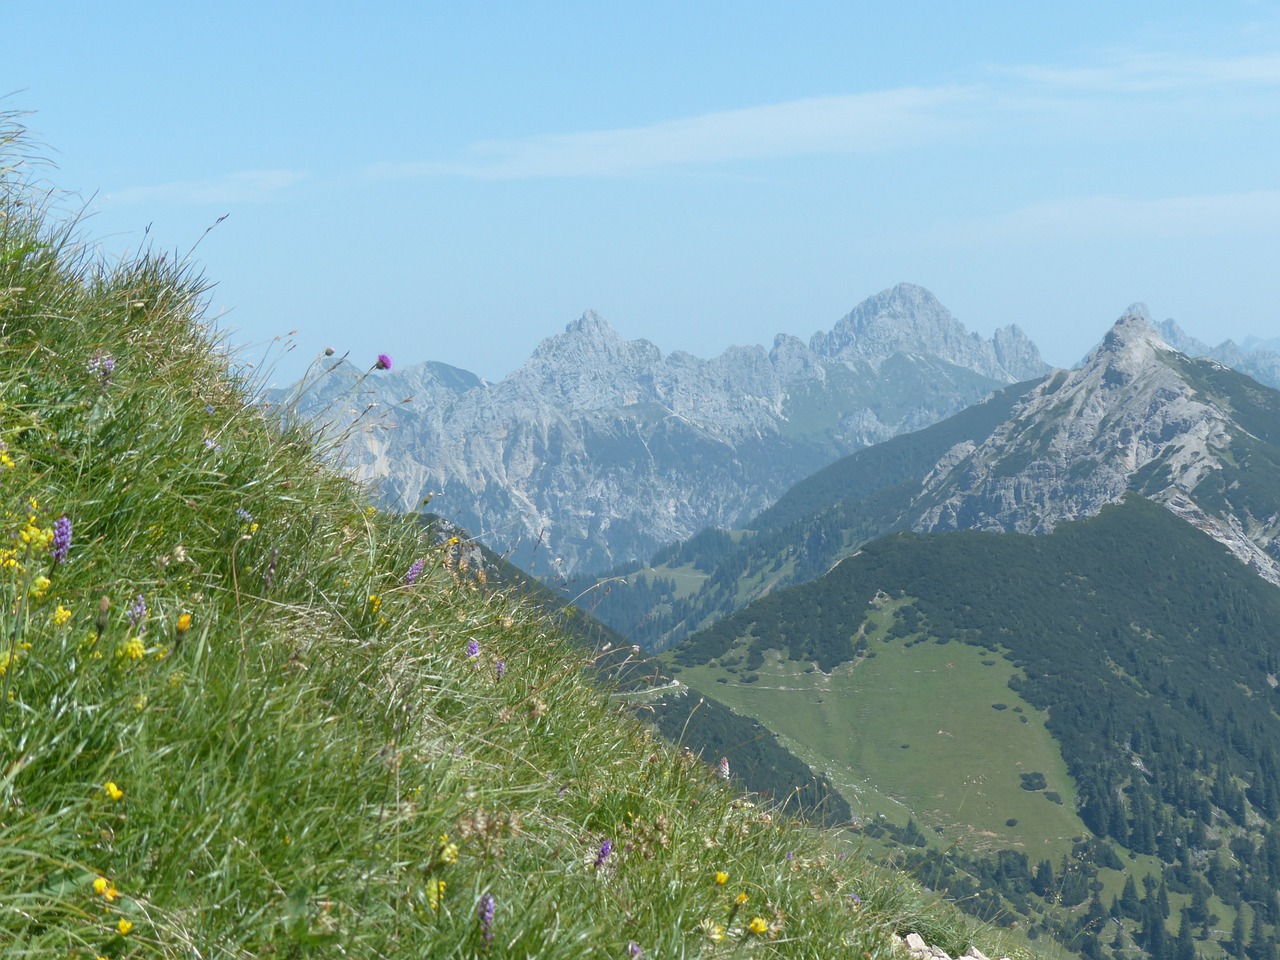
[
  {"x1": 1156, "y1": 317, "x2": 1280, "y2": 388},
  {"x1": 281, "y1": 284, "x2": 1046, "y2": 575},
  {"x1": 589, "y1": 307, "x2": 1280, "y2": 648}
]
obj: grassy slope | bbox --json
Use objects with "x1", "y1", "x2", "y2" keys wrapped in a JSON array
[
  {"x1": 0, "y1": 120, "x2": 1023, "y2": 959},
  {"x1": 670, "y1": 604, "x2": 1084, "y2": 861}
]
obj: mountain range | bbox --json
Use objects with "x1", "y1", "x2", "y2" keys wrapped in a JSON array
[
  {"x1": 281, "y1": 283, "x2": 1047, "y2": 574},
  {"x1": 588, "y1": 307, "x2": 1280, "y2": 650}
]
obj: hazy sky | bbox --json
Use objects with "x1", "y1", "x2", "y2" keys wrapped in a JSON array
[{"x1": 9, "y1": 2, "x2": 1280, "y2": 383}]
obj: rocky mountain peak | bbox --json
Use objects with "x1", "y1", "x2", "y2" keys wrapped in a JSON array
[
  {"x1": 915, "y1": 302, "x2": 1280, "y2": 585},
  {"x1": 809, "y1": 283, "x2": 1047, "y2": 381}
]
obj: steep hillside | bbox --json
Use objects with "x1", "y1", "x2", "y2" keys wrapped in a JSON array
[
  {"x1": 0, "y1": 120, "x2": 1014, "y2": 960},
  {"x1": 282, "y1": 284, "x2": 1047, "y2": 574}
]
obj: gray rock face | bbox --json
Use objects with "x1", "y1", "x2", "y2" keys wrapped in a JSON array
[
  {"x1": 284, "y1": 284, "x2": 1047, "y2": 574},
  {"x1": 917, "y1": 306, "x2": 1280, "y2": 586}
]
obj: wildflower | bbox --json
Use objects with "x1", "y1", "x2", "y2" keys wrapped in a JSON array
[
  {"x1": 735, "y1": 892, "x2": 748, "y2": 905},
  {"x1": 593, "y1": 838, "x2": 613, "y2": 870},
  {"x1": 116, "y1": 917, "x2": 132, "y2": 935},
  {"x1": 0, "y1": 444, "x2": 13, "y2": 469},
  {"x1": 700, "y1": 920, "x2": 725, "y2": 942},
  {"x1": 93, "y1": 877, "x2": 120, "y2": 902},
  {"x1": 30, "y1": 575, "x2": 51, "y2": 598},
  {"x1": 369, "y1": 594, "x2": 382, "y2": 614},
  {"x1": 93, "y1": 876, "x2": 108, "y2": 895},
  {"x1": 50, "y1": 515, "x2": 71, "y2": 563},
  {"x1": 375, "y1": 353, "x2": 393, "y2": 371},
  {"x1": 466, "y1": 639, "x2": 480, "y2": 658},
  {"x1": 103, "y1": 781, "x2": 124, "y2": 801},
  {"x1": 849, "y1": 892, "x2": 862, "y2": 905},
  {"x1": 628, "y1": 943, "x2": 643, "y2": 958},
  {"x1": 714, "y1": 871, "x2": 728, "y2": 885},
  {"x1": 177, "y1": 613, "x2": 192, "y2": 634},
  {"x1": 494, "y1": 661, "x2": 506, "y2": 680},
  {"x1": 718, "y1": 756, "x2": 731, "y2": 780},
  {"x1": 404, "y1": 558, "x2": 425, "y2": 585},
  {"x1": 88, "y1": 352, "x2": 116, "y2": 387},
  {"x1": 127, "y1": 594, "x2": 146, "y2": 630},
  {"x1": 478, "y1": 892, "x2": 495, "y2": 943},
  {"x1": 427, "y1": 878, "x2": 445, "y2": 911},
  {"x1": 438, "y1": 834, "x2": 459, "y2": 865},
  {"x1": 53, "y1": 604, "x2": 72, "y2": 627},
  {"x1": 119, "y1": 637, "x2": 146, "y2": 660},
  {"x1": 236, "y1": 507, "x2": 254, "y2": 524},
  {"x1": 748, "y1": 917, "x2": 769, "y2": 935}
]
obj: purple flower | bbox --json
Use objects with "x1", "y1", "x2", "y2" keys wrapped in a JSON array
[
  {"x1": 50, "y1": 516, "x2": 72, "y2": 564},
  {"x1": 466, "y1": 639, "x2": 480, "y2": 658},
  {"x1": 628, "y1": 943, "x2": 643, "y2": 958},
  {"x1": 404, "y1": 558, "x2": 425, "y2": 585},
  {"x1": 88, "y1": 352, "x2": 116, "y2": 386},
  {"x1": 236, "y1": 507, "x2": 254, "y2": 524},
  {"x1": 849, "y1": 892, "x2": 862, "y2": 904},
  {"x1": 128, "y1": 594, "x2": 147, "y2": 630},
  {"x1": 593, "y1": 839, "x2": 613, "y2": 869},
  {"x1": 375, "y1": 354, "x2": 393, "y2": 371},
  {"x1": 478, "y1": 893, "x2": 496, "y2": 943},
  {"x1": 495, "y1": 661, "x2": 506, "y2": 680}
]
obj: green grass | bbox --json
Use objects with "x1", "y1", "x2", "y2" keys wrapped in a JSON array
[
  {"x1": 670, "y1": 601, "x2": 1085, "y2": 862},
  {"x1": 0, "y1": 115, "x2": 1031, "y2": 959}
]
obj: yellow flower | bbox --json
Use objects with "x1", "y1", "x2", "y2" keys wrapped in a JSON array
[
  {"x1": 438, "y1": 834, "x2": 459, "y2": 865},
  {"x1": 427, "y1": 878, "x2": 446, "y2": 911},
  {"x1": 368, "y1": 594, "x2": 382, "y2": 613},
  {"x1": 748, "y1": 917, "x2": 769, "y2": 935},
  {"x1": 104, "y1": 781, "x2": 124, "y2": 801},
  {"x1": 30, "y1": 575, "x2": 51, "y2": 598},
  {"x1": 714, "y1": 871, "x2": 728, "y2": 885},
  {"x1": 0, "y1": 451, "x2": 13, "y2": 469},
  {"x1": 93, "y1": 876, "x2": 109, "y2": 895},
  {"x1": 735, "y1": 892, "x2": 748, "y2": 905},
  {"x1": 53, "y1": 604, "x2": 72, "y2": 627},
  {"x1": 116, "y1": 917, "x2": 133, "y2": 935},
  {"x1": 176, "y1": 613, "x2": 192, "y2": 633},
  {"x1": 118, "y1": 637, "x2": 146, "y2": 660}
]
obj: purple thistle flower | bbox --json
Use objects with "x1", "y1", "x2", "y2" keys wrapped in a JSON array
[
  {"x1": 478, "y1": 893, "x2": 496, "y2": 943},
  {"x1": 128, "y1": 594, "x2": 147, "y2": 630},
  {"x1": 593, "y1": 839, "x2": 613, "y2": 869},
  {"x1": 375, "y1": 354, "x2": 393, "y2": 371},
  {"x1": 466, "y1": 639, "x2": 480, "y2": 658},
  {"x1": 404, "y1": 558, "x2": 425, "y2": 585},
  {"x1": 50, "y1": 516, "x2": 72, "y2": 564},
  {"x1": 495, "y1": 661, "x2": 506, "y2": 680}
]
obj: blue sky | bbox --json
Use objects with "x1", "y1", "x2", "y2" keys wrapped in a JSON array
[{"x1": 9, "y1": 2, "x2": 1280, "y2": 383}]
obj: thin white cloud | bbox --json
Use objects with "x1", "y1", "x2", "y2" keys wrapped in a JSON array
[
  {"x1": 107, "y1": 169, "x2": 308, "y2": 206},
  {"x1": 994, "y1": 51, "x2": 1280, "y2": 93},
  {"x1": 940, "y1": 190, "x2": 1280, "y2": 243},
  {"x1": 368, "y1": 87, "x2": 975, "y2": 179}
]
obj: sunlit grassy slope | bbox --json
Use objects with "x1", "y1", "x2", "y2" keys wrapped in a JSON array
[{"x1": 0, "y1": 120, "x2": 1026, "y2": 958}]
